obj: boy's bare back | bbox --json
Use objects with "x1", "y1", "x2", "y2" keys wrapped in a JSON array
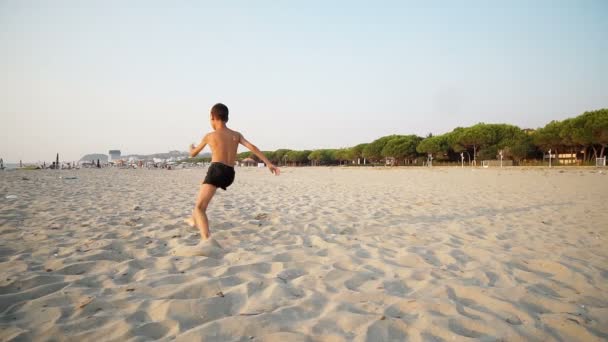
[{"x1": 204, "y1": 128, "x2": 241, "y2": 166}]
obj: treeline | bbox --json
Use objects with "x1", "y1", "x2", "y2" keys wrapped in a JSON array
[{"x1": 240, "y1": 108, "x2": 607, "y2": 166}]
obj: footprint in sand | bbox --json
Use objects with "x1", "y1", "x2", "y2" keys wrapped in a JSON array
[{"x1": 173, "y1": 238, "x2": 225, "y2": 258}]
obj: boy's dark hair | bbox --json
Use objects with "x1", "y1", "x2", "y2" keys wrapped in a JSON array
[{"x1": 211, "y1": 103, "x2": 229, "y2": 122}]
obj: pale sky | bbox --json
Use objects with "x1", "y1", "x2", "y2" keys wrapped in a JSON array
[{"x1": 1, "y1": 0, "x2": 607, "y2": 163}]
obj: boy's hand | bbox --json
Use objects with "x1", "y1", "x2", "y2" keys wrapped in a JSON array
[
  {"x1": 189, "y1": 143, "x2": 196, "y2": 152},
  {"x1": 268, "y1": 164, "x2": 280, "y2": 175}
]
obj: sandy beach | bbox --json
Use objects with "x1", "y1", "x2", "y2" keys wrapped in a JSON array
[{"x1": 1, "y1": 166, "x2": 607, "y2": 341}]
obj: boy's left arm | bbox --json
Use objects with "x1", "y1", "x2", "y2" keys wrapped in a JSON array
[{"x1": 189, "y1": 134, "x2": 209, "y2": 157}]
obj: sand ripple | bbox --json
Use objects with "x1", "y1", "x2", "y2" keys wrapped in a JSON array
[{"x1": 1, "y1": 167, "x2": 607, "y2": 341}]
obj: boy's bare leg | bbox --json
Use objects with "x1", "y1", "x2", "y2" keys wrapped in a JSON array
[{"x1": 193, "y1": 184, "x2": 217, "y2": 240}]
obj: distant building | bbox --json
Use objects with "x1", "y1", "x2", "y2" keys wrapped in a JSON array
[
  {"x1": 109, "y1": 150, "x2": 121, "y2": 162},
  {"x1": 241, "y1": 158, "x2": 256, "y2": 167},
  {"x1": 558, "y1": 153, "x2": 578, "y2": 165}
]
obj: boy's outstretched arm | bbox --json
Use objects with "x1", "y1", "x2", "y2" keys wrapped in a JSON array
[
  {"x1": 189, "y1": 134, "x2": 208, "y2": 157},
  {"x1": 239, "y1": 133, "x2": 280, "y2": 175}
]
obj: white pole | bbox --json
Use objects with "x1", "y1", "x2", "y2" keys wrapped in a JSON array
[
  {"x1": 460, "y1": 153, "x2": 464, "y2": 168},
  {"x1": 548, "y1": 149, "x2": 552, "y2": 168},
  {"x1": 499, "y1": 150, "x2": 503, "y2": 168}
]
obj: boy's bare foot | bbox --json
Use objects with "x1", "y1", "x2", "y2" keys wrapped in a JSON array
[{"x1": 184, "y1": 217, "x2": 196, "y2": 227}]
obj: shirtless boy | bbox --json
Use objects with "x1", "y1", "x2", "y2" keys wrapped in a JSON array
[{"x1": 186, "y1": 103, "x2": 280, "y2": 248}]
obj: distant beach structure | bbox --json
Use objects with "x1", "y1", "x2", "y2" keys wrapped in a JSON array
[
  {"x1": 109, "y1": 150, "x2": 121, "y2": 162},
  {"x1": 240, "y1": 157, "x2": 256, "y2": 167}
]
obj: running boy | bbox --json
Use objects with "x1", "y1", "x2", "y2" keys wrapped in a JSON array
[{"x1": 186, "y1": 103, "x2": 280, "y2": 248}]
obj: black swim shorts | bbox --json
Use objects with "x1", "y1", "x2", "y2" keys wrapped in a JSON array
[{"x1": 203, "y1": 162, "x2": 235, "y2": 190}]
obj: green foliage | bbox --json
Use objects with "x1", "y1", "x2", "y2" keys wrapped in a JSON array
[
  {"x1": 478, "y1": 145, "x2": 499, "y2": 160},
  {"x1": 351, "y1": 143, "x2": 368, "y2": 159},
  {"x1": 301, "y1": 150, "x2": 313, "y2": 162},
  {"x1": 533, "y1": 120, "x2": 564, "y2": 151},
  {"x1": 363, "y1": 135, "x2": 401, "y2": 161},
  {"x1": 580, "y1": 109, "x2": 608, "y2": 146},
  {"x1": 530, "y1": 109, "x2": 608, "y2": 158},
  {"x1": 449, "y1": 123, "x2": 494, "y2": 159},
  {"x1": 262, "y1": 151, "x2": 275, "y2": 163},
  {"x1": 381, "y1": 135, "x2": 422, "y2": 161},
  {"x1": 285, "y1": 150, "x2": 298, "y2": 162},
  {"x1": 273, "y1": 149, "x2": 292, "y2": 164},
  {"x1": 447, "y1": 123, "x2": 532, "y2": 161},
  {"x1": 237, "y1": 151, "x2": 253, "y2": 160},
  {"x1": 215, "y1": 108, "x2": 608, "y2": 165},
  {"x1": 559, "y1": 118, "x2": 579, "y2": 148},
  {"x1": 334, "y1": 148, "x2": 355, "y2": 162},
  {"x1": 502, "y1": 133, "x2": 534, "y2": 161},
  {"x1": 416, "y1": 135, "x2": 449, "y2": 155},
  {"x1": 286, "y1": 150, "x2": 311, "y2": 164},
  {"x1": 445, "y1": 128, "x2": 465, "y2": 152},
  {"x1": 308, "y1": 149, "x2": 335, "y2": 165}
]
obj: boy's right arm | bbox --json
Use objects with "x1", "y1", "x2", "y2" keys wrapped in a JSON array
[
  {"x1": 239, "y1": 133, "x2": 280, "y2": 175},
  {"x1": 189, "y1": 134, "x2": 209, "y2": 157}
]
